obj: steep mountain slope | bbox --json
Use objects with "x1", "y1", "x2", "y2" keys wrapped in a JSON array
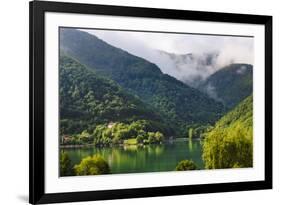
[
  {"x1": 202, "y1": 95, "x2": 253, "y2": 169},
  {"x1": 59, "y1": 55, "x2": 168, "y2": 135},
  {"x1": 199, "y1": 64, "x2": 253, "y2": 109},
  {"x1": 60, "y1": 28, "x2": 225, "y2": 135}
]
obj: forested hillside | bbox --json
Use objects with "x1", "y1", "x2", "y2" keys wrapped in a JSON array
[
  {"x1": 59, "y1": 55, "x2": 170, "y2": 136},
  {"x1": 202, "y1": 95, "x2": 253, "y2": 169},
  {"x1": 60, "y1": 28, "x2": 225, "y2": 136}
]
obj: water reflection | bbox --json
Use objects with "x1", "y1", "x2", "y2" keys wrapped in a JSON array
[
  {"x1": 188, "y1": 139, "x2": 193, "y2": 152},
  {"x1": 62, "y1": 140, "x2": 203, "y2": 174}
]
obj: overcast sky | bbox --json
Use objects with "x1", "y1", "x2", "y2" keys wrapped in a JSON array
[{"x1": 81, "y1": 29, "x2": 254, "y2": 84}]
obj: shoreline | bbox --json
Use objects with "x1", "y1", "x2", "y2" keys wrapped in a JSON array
[{"x1": 60, "y1": 138, "x2": 201, "y2": 149}]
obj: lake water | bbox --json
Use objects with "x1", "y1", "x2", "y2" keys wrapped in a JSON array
[{"x1": 61, "y1": 139, "x2": 204, "y2": 174}]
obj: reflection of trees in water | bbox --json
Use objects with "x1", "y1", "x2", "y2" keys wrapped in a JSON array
[
  {"x1": 109, "y1": 146, "x2": 147, "y2": 171},
  {"x1": 146, "y1": 145, "x2": 164, "y2": 156},
  {"x1": 123, "y1": 145, "x2": 138, "y2": 152},
  {"x1": 63, "y1": 140, "x2": 204, "y2": 174},
  {"x1": 187, "y1": 140, "x2": 201, "y2": 154},
  {"x1": 153, "y1": 145, "x2": 165, "y2": 156},
  {"x1": 108, "y1": 145, "x2": 166, "y2": 172},
  {"x1": 189, "y1": 140, "x2": 193, "y2": 152}
]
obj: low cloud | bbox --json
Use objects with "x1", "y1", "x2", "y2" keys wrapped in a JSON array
[
  {"x1": 204, "y1": 83, "x2": 224, "y2": 103},
  {"x1": 236, "y1": 65, "x2": 248, "y2": 75}
]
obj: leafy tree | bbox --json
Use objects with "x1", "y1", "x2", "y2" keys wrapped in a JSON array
[
  {"x1": 74, "y1": 155, "x2": 110, "y2": 175},
  {"x1": 90, "y1": 121, "x2": 165, "y2": 146},
  {"x1": 147, "y1": 132, "x2": 156, "y2": 144},
  {"x1": 202, "y1": 95, "x2": 253, "y2": 169},
  {"x1": 136, "y1": 130, "x2": 147, "y2": 143},
  {"x1": 136, "y1": 134, "x2": 144, "y2": 144},
  {"x1": 146, "y1": 131, "x2": 164, "y2": 144},
  {"x1": 175, "y1": 160, "x2": 197, "y2": 171},
  {"x1": 155, "y1": 131, "x2": 164, "y2": 142},
  {"x1": 60, "y1": 151, "x2": 72, "y2": 176}
]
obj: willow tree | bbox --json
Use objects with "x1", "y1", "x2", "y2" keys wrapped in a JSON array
[{"x1": 202, "y1": 96, "x2": 253, "y2": 169}]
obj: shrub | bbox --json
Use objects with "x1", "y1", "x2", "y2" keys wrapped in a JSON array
[
  {"x1": 74, "y1": 155, "x2": 110, "y2": 175},
  {"x1": 60, "y1": 151, "x2": 72, "y2": 176},
  {"x1": 175, "y1": 160, "x2": 197, "y2": 171}
]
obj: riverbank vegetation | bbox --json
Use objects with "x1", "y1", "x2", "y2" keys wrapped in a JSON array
[{"x1": 61, "y1": 120, "x2": 165, "y2": 146}]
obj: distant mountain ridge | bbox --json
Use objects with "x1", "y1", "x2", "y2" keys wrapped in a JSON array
[{"x1": 60, "y1": 28, "x2": 225, "y2": 136}]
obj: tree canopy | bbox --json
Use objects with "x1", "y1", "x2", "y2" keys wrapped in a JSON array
[
  {"x1": 175, "y1": 160, "x2": 197, "y2": 171},
  {"x1": 74, "y1": 155, "x2": 110, "y2": 175},
  {"x1": 60, "y1": 151, "x2": 72, "y2": 176}
]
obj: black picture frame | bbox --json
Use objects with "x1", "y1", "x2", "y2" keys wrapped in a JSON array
[{"x1": 29, "y1": 1, "x2": 272, "y2": 204}]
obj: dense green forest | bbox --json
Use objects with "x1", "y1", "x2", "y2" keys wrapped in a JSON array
[
  {"x1": 199, "y1": 64, "x2": 253, "y2": 109},
  {"x1": 60, "y1": 55, "x2": 171, "y2": 140},
  {"x1": 60, "y1": 28, "x2": 225, "y2": 136},
  {"x1": 63, "y1": 119, "x2": 165, "y2": 146},
  {"x1": 202, "y1": 95, "x2": 253, "y2": 169}
]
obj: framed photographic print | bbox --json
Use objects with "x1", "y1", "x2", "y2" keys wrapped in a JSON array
[{"x1": 29, "y1": 0, "x2": 272, "y2": 204}]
